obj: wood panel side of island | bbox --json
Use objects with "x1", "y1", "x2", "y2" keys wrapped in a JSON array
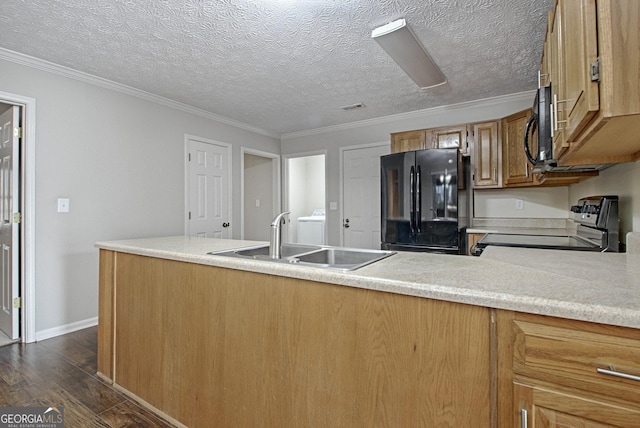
[
  {"x1": 97, "y1": 249, "x2": 115, "y2": 382},
  {"x1": 102, "y1": 252, "x2": 492, "y2": 428}
]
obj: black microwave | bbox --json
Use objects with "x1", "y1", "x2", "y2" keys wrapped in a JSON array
[{"x1": 524, "y1": 85, "x2": 555, "y2": 169}]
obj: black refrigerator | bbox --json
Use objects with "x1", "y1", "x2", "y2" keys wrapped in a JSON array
[{"x1": 380, "y1": 148, "x2": 468, "y2": 254}]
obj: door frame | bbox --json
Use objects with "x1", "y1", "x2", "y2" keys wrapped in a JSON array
[
  {"x1": 183, "y1": 134, "x2": 233, "y2": 237},
  {"x1": 338, "y1": 141, "x2": 388, "y2": 247},
  {"x1": 0, "y1": 91, "x2": 36, "y2": 343},
  {"x1": 240, "y1": 147, "x2": 281, "y2": 240}
]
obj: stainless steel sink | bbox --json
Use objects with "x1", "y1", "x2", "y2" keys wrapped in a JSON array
[
  {"x1": 209, "y1": 244, "x2": 394, "y2": 271},
  {"x1": 234, "y1": 243, "x2": 320, "y2": 258},
  {"x1": 293, "y1": 248, "x2": 395, "y2": 270}
]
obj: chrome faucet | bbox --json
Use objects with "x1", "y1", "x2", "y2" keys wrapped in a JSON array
[{"x1": 269, "y1": 211, "x2": 290, "y2": 259}]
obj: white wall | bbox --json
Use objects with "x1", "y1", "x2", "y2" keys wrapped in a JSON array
[
  {"x1": 0, "y1": 58, "x2": 280, "y2": 337},
  {"x1": 474, "y1": 187, "x2": 569, "y2": 218},
  {"x1": 243, "y1": 154, "x2": 274, "y2": 241},
  {"x1": 569, "y1": 160, "x2": 640, "y2": 239},
  {"x1": 281, "y1": 92, "x2": 534, "y2": 245}
]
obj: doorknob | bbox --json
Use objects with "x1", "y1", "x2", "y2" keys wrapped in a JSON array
[
  {"x1": 222, "y1": 222, "x2": 230, "y2": 228},
  {"x1": 343, "y1": 219, "x2": 350, "y2": 228}
]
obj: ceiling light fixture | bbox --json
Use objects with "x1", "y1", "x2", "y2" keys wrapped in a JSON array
[
  {"x1": 340, "y1": 103, "x2": 366, "y2": 111},
  {"x1": 371, "y1": 18, "x2": 446, "y2": 90}
]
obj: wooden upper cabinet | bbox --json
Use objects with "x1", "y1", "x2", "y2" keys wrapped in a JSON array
[
  {"x1": 430, "y1": 125, "x2": 471, "y2": 155},
  {"x1": 561, "y1": 0, "x2": 599, "y2": 142},
  {"x1": 391, "y1": 126, "x2": 473, "y2": 154},
  {"x1": 472, "y1": 121, "x2": 501, "y2": 188},
  {"x1": 502, "y1": 109, "x2": 534, "y2": 187},
  {"x1": 539, "y1": 10, "x2": 553, "y2": 88},
  {"x1": 547, "y1": 0, "x2": 640, "y2": 166},
  {"x1": 390, "y1": 130, "x2": 425, "y2": 153},
  {"x1": 549, "y1": 0, "x2": 570, "y2": 159}
]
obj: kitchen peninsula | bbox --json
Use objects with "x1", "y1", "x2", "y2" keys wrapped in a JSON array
[{"x1": 96, "y1": 236, "x2": 640, "y2": 427}]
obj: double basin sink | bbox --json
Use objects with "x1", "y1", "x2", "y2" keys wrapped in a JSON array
[{"x1": 209, "y1": 243, "x2": 395, "y2": 271}]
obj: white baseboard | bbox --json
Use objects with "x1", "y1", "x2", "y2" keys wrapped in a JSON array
[{"x1": 35, "y1": 317, "x2": 98, "y2": 342}]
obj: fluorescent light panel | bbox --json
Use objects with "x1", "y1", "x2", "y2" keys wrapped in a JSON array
[{"x1": 372, "y1": 19, "x2": 446, "y2": 90}]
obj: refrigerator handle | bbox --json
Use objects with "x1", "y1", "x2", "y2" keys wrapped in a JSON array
[
  {"x1": 410, "y1": 165, "x2": 416, "y2": 233},
  {"x1": 416, "y1": 165, "x2": 422, "y2": 233}
]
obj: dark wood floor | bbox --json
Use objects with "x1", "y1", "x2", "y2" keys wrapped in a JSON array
[{"x1": 0, "y1": 326, "x2": 177, "y2": 427}]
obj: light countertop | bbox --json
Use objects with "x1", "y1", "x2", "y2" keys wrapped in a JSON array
[{"x1": 96, "y1": 236, "x2": 640, "y2": 329}]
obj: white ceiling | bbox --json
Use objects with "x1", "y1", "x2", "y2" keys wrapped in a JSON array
[{"x1": 0, "y1": 0, "x2": 552, "y2": 136}]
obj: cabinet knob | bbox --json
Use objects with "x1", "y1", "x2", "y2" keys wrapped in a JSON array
[{"x1": 222, "y1": 222, "x2": 230, "y2": 228}]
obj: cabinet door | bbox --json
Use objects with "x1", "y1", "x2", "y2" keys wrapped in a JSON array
[
  {"x1": 473, "y1": 121, "x2": 501, "y2": 188},
  {"x1": 390, "y1": 130, "x2": 425, "y2": 153},
  {"x1": 561, "y1": 0, "x2": 599, "y2": 142},
  {"x1": 515, "y1": 383, "x2": 640, "y2": 428},
  {"x1": 502, "y1": 109, "x2": 534, "y2": 187},
  {"x1": 549, "y1": 1, "x2": 570, "y2": 159},
  {"x1": 430, "y1": 125, "x2": 469, "y2": 154},
  {"x1": 539, "y1": 10, "x2": 553, "y2": 87}
]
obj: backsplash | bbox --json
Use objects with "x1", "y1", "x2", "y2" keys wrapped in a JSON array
[
  {"x1": 627, "y1": 232, "x2": 640, "y2": 254},
  {"x1": 472, "y1": 217, "x2": 573, "y2": 229},
  {"x1": 474, "y1": 186, "x2": 569, "y2": 219},
  {"x1": 569, "y1": 159, "x2": 640, "y2": 238}
]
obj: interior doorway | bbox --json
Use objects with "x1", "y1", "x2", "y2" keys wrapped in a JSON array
[
  {"x1": 241, "y1": 148, "x2": 280, "y2": 241},
  {"x1": 283, "y1": 152, "x2": 326, "y2": 245},
  {"x1": 0, "y1": 91, "x2": 36, "y2": 344}
]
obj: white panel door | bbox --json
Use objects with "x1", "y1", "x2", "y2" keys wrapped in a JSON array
[
  {"x1": 188, "y1": 138, "x2": 231, "y2": 238},
  {"x1": 342, "y1": 145, "x2": 389, "y2": 249},
  {"x1": 0, "y1": 106, "x2": 20, "y2": 339}
]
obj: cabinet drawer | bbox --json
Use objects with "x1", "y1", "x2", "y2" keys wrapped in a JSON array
[{"x1": 513, "y1": 320, "x2": 640, "y2": 405}]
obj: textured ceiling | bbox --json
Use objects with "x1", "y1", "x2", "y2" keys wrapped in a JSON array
[{"x1": 0, "y1": 0, "x2": 552, "y2": 135}]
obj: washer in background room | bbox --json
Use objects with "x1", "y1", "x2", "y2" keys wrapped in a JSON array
[{"x1": 297, "y1": 209, "x2": 326, "y2": 245}]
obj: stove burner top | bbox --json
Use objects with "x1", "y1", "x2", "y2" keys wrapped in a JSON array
[
  {"x1": 476, "y1": 233, "x2": 598, "y2": 251},
  {"x1": 471, "y1": 195, "x2": 620, "y2": 255}
]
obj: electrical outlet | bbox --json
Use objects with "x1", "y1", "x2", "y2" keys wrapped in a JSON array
[
  {"x1": 515, "y1": 199, "x2": 524, "y2": 210},
  {"x1": 255, "y1": 199, "x2": 261, "y2": 207},
  {"x1": 57, "y1": 198, "x2": 70, "y2": 213}
]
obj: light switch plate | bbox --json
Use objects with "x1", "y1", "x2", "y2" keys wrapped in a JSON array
[
  {"x1": 57, "y1": 198, "x2": 70, "y2": 213},
  {"x1": 329, "y1": 202, "x2": 337, "y2": 210}
]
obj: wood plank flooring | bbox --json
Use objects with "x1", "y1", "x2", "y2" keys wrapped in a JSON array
[{"x1": 0, "y1": 327, "x2": 177, "y2": 427}]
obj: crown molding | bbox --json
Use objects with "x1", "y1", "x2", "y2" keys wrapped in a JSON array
[
  {"x1": 0, "y1": 47, "x2": 280, "y2": 139},
  {"x1": 281, "y1": 90, "x2": 536, "y2": 140}
]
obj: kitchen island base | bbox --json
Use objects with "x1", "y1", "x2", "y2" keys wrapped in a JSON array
[{"x1": 98, "y1": 250, "x2": 492, "y2": 427}]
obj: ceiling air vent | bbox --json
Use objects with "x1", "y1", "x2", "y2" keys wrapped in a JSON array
[{"x1": 340, "y1": 103, "x2": 366, "y2": 111}]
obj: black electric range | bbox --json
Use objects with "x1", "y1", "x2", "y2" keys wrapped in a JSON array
[{"x1": 471, "y1": 195, "x2": 620, "y2": 255}]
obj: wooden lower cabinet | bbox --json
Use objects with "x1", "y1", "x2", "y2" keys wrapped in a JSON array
[
  {"x1": 497, "y1": 311, "x2": 640, "y2": 428},
  {"x1": 99, "y1": 250, "x2": 492, "y2": 428},
  {"x1": 467, "y1": 233, "x2": 485, "y2": 255},
  {"x1": 514, "y1": 382, "x2": 640, "y2": 428}
]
